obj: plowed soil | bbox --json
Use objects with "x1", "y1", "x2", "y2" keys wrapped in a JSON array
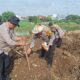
[{"x1": 10, "y1": 30, "x2": 80, "y2": 80}]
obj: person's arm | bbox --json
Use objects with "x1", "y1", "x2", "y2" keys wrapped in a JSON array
[
  {"x1": 2, "y1": 32, "x2": 16, "y2": 46},
  {"x1": 48, "y1": 32, "x2": 55, "y2": 47},
  {"x1": 27, "y1": 35, "x2": 37, "y2": 55},
  {"x1": 29, "y1": 35, "x2": 37, "y2": 49},
  {"x1": 11, "y1": 30, "x2": 23, "y2": 41},
  {"x1": 1, "y1": 29, "x2": 25, "y2": 46}
]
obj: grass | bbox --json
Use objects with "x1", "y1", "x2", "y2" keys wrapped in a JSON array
[
  {"x1": 57, "y1": 22, "x2": 80, "y2": 31},
  {"x1": 15, "y1": 21, "x2": 35, "y2": 32},
  {"x1": 15, "y1": 21, "x2": 80, "y2": 36}
]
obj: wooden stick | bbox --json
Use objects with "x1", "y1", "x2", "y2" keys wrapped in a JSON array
[
  {"x1": 13, "y1": 49, "x2": 24, "y2": 56},
  {"x1": 23, "y1": 37, "x2": 31, "y2": 71},
  {"x1": 24, "y1": 46, "x2": 30, "y2": 71},
  {"x1": 12, "y1": 47, "x2": 30, "y2": 71}
]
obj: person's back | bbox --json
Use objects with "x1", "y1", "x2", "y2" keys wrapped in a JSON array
[{"x1": 52, "y1": 24, "x2": 64, "y2": 38}]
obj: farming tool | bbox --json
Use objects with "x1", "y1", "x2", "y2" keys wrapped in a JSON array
[{"x1": 22, "y1": 37, "x2": 31, "y2": 71}]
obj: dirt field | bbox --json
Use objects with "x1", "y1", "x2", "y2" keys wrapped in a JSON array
[{"x1": 9, "y1": 30, "x2": 80, "y2": 80}]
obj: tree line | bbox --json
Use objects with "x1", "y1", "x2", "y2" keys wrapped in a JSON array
[{"x1": 0, "y1": 11, "x2": 80, "y2": 24}]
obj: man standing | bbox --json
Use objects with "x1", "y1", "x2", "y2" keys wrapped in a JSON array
[
  {"x1": 48, "y1": 22, "x2": 64, "y2": 48},
  {"x1": 46, "y1": 22, "x2": 64, "y2": 66},
  {"x1": 0, "y1": 16, "x2": 25, "y2": 80}
]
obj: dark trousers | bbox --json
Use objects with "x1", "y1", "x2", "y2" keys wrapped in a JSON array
[
  {"x1": 46, "y1": 40, "x2": 56, "y2": 66},
  {"x1": 47, "y1": 38, "x2": 62, "y2": 66},
  {"x1": 41, "y1": 38, "x2": 62, "y2": 67},
  {"x1": 40, "y1": 48, "x2": 46, "y2": 58},
  {"x1": 0, "y1": 53, "x2": 11, "y2": 80},
  {"x1": 55, "y1": 38, "x2": 62, "y2": 48}
]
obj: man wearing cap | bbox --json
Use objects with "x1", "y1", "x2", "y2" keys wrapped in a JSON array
[
  {"x1": 27, "y1": 24, "x2": 50, "y2": 56},
  {"x1": 46, "y1": 22, "x2": 64, "y2": 66},
  {"x1": 27, "y1": 24, "x2": 56, "y2": 67},
  {"x1": 27, "y1": 23, "x2": 64, "y2": 67},
  {"x1": 48, "y1": 22, "x2": 64, "y2": 47},
  {"x1": 0, "y1": 16, "x2": 26, "y2": 80}
]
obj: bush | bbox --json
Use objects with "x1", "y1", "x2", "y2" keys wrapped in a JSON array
[{"x1": 2, "y1": 11, "x2": 15, "y2": 22}]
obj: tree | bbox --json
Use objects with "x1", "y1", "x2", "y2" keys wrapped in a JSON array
[
  {"x1": 0, "y1": 15, "x2": 2, "y2": 21},
  {"x1": 65, "y1": 15, "x2": 80, "y2": 20},
  {"x1": 29, "y1": 16, "x2": 42, "y2": 24},
  {"x1": 65, "y1": 15, "x2": 80, "y2": 24},
  {"x1": 46, "y1": 16, "x2": 52, "y2": 21},
  {"x1": 2, "y1": 11, "x2": 15, "y2": 22},
  {"x1": 0, "y1": 15, "x2": 2, "y2": 24}
]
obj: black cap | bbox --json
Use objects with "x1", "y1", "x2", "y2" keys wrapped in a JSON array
[{"x1": 8, "y1": 16, "x2": 20, "y2": 26}]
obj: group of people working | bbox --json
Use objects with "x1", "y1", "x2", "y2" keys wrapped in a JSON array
[
  {"x1": 0, "y1": 16, "x2": 64, "y2": 80},
  {"x1": 27, "y1": 22, "x2": 64, "y2": 66}
]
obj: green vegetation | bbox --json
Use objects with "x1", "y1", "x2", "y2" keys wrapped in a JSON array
[
  {"x1": 54, "y1": 15, "x2": 80, "y2": 31},
  {"x1": 0, "y1": 15, "x2": 2, "y2": 22},
  {"x1": 15, "y1": 21, "x2": 35, "y2": 32},
  {"x1": 0, "y1": 11, "x2": 80, "y2": 32},
  {"x1": 58, "y1": 21, "x2": 80, "y2": 31},
  {"x1": 15, "y1": 20, "x2": 80, "y2": 34},
  {"x1": 29, "y1": 16, "x2": 42, "y2": 24},
  {"x1": 2, "y1": 11, "x2": 15, "y2": 22}
]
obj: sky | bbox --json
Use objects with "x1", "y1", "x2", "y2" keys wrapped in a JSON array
[{"x1": 0, "y1": 0, "x2": 80, "y2": 16}]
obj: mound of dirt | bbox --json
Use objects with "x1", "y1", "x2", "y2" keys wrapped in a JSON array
[{"x1": 10, "y1": 30, "x2": 80, "y2": 80}]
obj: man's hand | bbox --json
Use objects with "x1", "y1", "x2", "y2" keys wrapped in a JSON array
[
  {"x1": 16, "y1": 36, "x2": 28, "y2": 46},
  {"x1": 16, "y1": 36, "x2": 26, "y2": 41},
  {"x1": 27, "y1": 48, "x2": 32, "y2": 55},
  {"x1": 16, "y1": 41, "x2": 27, "y2": 46},
  {"x1": 16, "y1": 37, "x2": 22, "y2": 41}
]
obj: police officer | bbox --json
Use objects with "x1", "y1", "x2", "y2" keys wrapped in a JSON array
[
  {"x1": 46, "y1": 22, "x2": 64, "y2": 66},
  {"x1": 27, "y1": 24, "x2": 50, "y2": 57},
  {"x1": 48, "y1": 22, "x2": 64, "y2": 48},
  {"x1": 0, "y1": 16, "x2": 26, "y2": 80},
  {"x1": 27, "y1": 23, "x2": 64, "y2": 67}
]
